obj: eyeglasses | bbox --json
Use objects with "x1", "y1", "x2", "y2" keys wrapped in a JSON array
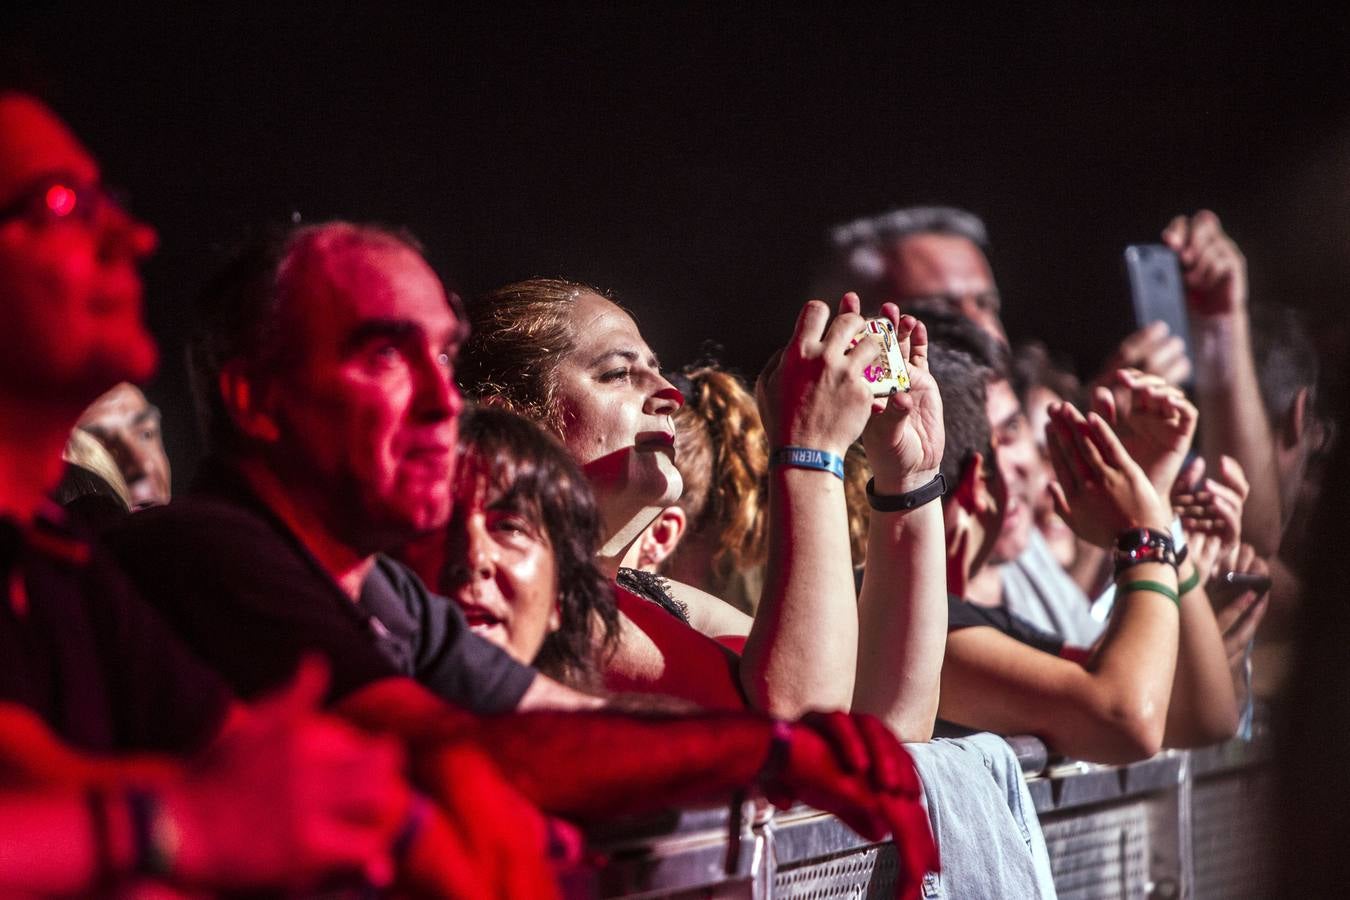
[{"x1": 0, "y1": 175, "x2": 128, "y2": 228}]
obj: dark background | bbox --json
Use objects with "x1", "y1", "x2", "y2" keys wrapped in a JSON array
[{"x1": 6, "y1": 3, "x2": 1349, "y2": 490}]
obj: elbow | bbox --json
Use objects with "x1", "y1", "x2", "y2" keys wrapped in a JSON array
[{"x1": 1099, "y1": 697, "x2": 1168, "y2": 763}]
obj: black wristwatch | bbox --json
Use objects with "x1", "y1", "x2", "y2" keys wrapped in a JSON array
[
  {"x1": 866, "y1": 473, "x2": 946, "y2": 512},
  {"x1": 1113, "y1": 527, "x2": 1177, "y2": 574}
]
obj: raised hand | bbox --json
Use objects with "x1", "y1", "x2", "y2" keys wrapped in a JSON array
[
  {"x1": 757, "y1": 293, "x2": 883, "y2": 458},
  {"x1": 768, "y1": 711, "x2": 937, "y2": 900},
  {"x1": 862, "y1": 308, "x2": 945, "y2": 494},
  {"x1": 1096, "y1": 321, "x2": 1192, "y2": 387},
  {"x1": 1208, "y1": 543, "x2": 1270, "y2": 671},
  {"x1": 1172, "y1": 454, "x2": 1249, "y2": 579},
  {"x1": 1092, "y1": 368, "x2": 1198, "y2": 498},
  {"x1": 1161, "y1": 210, "x2": 1248, "y2": 317},
  {"x1": 1044, "y1": 401, "x2": 1173, "y2": 548},
  {"x1": 167, "y1": 657, "x2": 410, "y2": 890}
]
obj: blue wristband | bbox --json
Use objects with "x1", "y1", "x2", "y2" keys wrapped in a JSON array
[{"x1": 771, "y1": 446, "x2": 845, "y2": 480}]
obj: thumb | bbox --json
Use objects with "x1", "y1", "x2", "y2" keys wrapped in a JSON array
[{"x1": 250, "y1": 654, "x2": 330, "y2": 724}]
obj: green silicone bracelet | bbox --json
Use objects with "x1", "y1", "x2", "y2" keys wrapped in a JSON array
[
  {"x1": 1120, "y1": 579, "x2": 1180, "y2": 607},
  {"x1": 1177, "y1": 566, "x2": 1201, "y2": 595}
]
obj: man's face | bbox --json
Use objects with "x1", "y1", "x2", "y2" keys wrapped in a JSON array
[
  {"x1": 986, "y1": 378, "x2": 1044, "y2": 563},
  {"x1": 77, "y1": 382, "x2": 172, "y2": 508},
  {"x1": 0, "y1": 95, "x2": 158, "y2": 401},
  {"x1": 882, "y1": 233, "x2": 1006, "y2": 343},
  {"x1": 264, "y1": 238, "x2": 464, "y2": 551}
]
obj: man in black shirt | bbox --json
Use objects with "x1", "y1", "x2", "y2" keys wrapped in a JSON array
[
  {"x1": 107, "y1": 222, "x2": 580, "y2": 712},
  {"x1": 0, "y1": 92, "x2": 230, "y2": 753}
]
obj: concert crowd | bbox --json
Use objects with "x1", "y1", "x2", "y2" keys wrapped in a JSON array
[{"x1": 0, "y1": 89, "x2": 1336, "y2": 898}]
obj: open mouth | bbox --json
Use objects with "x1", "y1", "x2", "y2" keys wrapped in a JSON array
[{"x1": 459, "y1": 605, "x2": 506, "y2": 633}]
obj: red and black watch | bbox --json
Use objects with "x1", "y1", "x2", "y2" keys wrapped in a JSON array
[{"x1": 1113, "y1": 527, "x2": 1177, "y2": 576}]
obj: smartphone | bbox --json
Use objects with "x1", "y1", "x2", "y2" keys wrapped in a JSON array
[
  {"x1": 1124, "y1": 244, "x2": 1192, "y2": 371},
  {"x1": 1222, "y1": 571, "x2": 1273, "y2": 595},
  {"x1": 852, "y1": 318, "x2": 910, "y2": 396}
]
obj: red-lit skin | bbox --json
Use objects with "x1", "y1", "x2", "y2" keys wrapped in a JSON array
[
  {"x1": 0, "y1": 98, "x2": 535, "y2": 896},
  {"x1": 879, "y1": 232, "x2": 1007, "y2": 344},
  {"x1": 76, "y1": 382, "x2": 173, "y2": 508},
  {"x1": 234, "y1": 237, "x2": 463, "y2": 587},
  {"x1": 444, "y1": 459, "x2": 561, "y2": 665},
  {"x1": 0, "y1": 663, "x2": 560, "y2": 898},
  {"x1": 986, "y1": 378, "x2": 1043, "y2": 564},
  {"x1": 338, "y1": 680, "x2": 937, "y2": 900},
  {"x1": 0, "y1": 94, "x2": 157, "y2": 522}
]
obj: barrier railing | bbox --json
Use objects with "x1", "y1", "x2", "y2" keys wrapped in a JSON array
[{"x1": 580, "y1": 723, "x2": 1272, "y2": 898}]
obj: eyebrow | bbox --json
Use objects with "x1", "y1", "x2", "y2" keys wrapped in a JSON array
[
  {"x1": 131, "y1": 406, "x2": 162, "y2": 426},
  {"x1": 587, "y1": 348, "x2": 662, "y2": 370},
  {"x1": 341, "y1": 318, "x2": 463, "y2": 355}
]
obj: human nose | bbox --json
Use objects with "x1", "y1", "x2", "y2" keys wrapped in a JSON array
[
  {"x1": 465, "y1": 520, "x2": 495, "y2": 581},
  {"x1": 645, "y1": 376, "x2": 684, "y2": 416},
  {"x1": 412, "y1": 353, "x2": 463, "y2": 422},
  {"x1": 98, "y1": 202, "x2": 158, "y2": 264}
]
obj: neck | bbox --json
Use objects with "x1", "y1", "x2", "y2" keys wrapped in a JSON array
[
  {"x1": 235, "y1": 456, "x2": 375, "y2": 600},
  {"x1": 0, "y1": 391, "x2": 83, "y2": 524},
  {"x1": 594, "y1": 500, "x2": 665, "y2": 580},
  {"x1": 965, "y1": 562, "x2": 1004, "y2": 608}
]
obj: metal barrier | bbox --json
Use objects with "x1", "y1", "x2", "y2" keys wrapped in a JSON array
[{"x1": 583, "y1": 728, "x2": 1272, "y2": 899}]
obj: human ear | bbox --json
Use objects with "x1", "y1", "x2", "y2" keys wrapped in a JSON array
[
  {"x1": 635, "y1": 506, "x2": 688, "y2": 571},
  {"x1": 1282, "y1": 386, "x2": 1310, "y2": 451},
  {"x1": 218, "y1": 363, "x2": 280, "y2": 443}
]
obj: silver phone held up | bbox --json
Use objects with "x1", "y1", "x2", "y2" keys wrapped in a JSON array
[{"x1": 1124, "y1": 243, "x2": 1192, "y2": 374}]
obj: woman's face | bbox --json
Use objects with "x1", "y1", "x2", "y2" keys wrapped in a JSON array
[
  {"x1": 444, "y1": 458, "x2": 560, "y2": 665},
  {"x1": 551, "y1": 291, "x2": 685, "y2": 511}
]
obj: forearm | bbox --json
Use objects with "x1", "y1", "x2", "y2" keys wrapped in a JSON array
[
  {"x1": 1083, "y1": 563, "x2": 1182, "y2": 757},
  {"x1": 419, "y1": 711, "x2": 774, "y2": 821},
  {"x1": 741, "y1": 468, "x2": 858, "y2": 717},
  {"x1": 1161, "y1": 560, "x2": 1239, "y2": 746},
  {"x1": 1192, "y1": 314, "x2": 1283, "y2": 555},
  {"x1": 0, "y1": 791, "x2": 129, "y2": 894},
  {"x1": 853, "y1": 502, "x2": 947, "y2": 741}
]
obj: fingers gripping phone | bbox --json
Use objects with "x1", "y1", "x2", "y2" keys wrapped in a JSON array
[
  {"x1": 852, "y1": 318, "x2": 911, "y2": 396},
  {"x1": 1124, "y1": 244, "x2": 1193, "y2": 370}
]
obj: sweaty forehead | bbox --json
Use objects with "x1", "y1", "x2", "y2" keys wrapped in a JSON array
[
  {"x1": 889, "y1": 233, "x2": 994, "y2": 295},
  {"x1": 0, "y1": 94, "x2": 99, "y2": 202}
]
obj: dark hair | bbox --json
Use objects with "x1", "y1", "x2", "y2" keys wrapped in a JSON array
[
  {"x1": 1011, "y1": 340, "x2": 1083, "y2": 411},
  {"x1": 458, "y1": 277, "x2": 626, "y2": 435},
  {"x1": 188, "y1": 221, "x2": 442, "y2": 453},
  {"x1": 451, "y1": 405, "x2": 619, "y2": 688},
  {"x1": 1276, "y1": 381, "x2": 1349, "y2": 892},
  {"x1": 1250, "y1": 302, "x2": 1320, "y2": 428},
  {"x1": 928, "y1": 344, "x2": 995, "y2": 490},
  {"x1": 916, "y1": 306, "x2": 1010, "y2": 377}
]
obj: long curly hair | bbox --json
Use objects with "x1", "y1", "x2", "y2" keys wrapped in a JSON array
[
  {"x1": 667, "y1": 365, "x2": 769, "y2": 583},
  {"x1": 450, "y1": 406, "x2": 620, "y2": 689}
]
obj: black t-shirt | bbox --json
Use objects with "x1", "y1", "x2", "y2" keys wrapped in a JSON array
[
  {"x1": 939, "y1": 594, "x2": 1075, "y2": 739},
  {"x1": 103, "y1": 460, "x2": 537, "y2": 713},
  {"x1": 946, "y1": 593, "x2": 1066, "y2": 656},
  {"x1": 0, "y1": 507, "x2": 231, "y2": 754}
]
